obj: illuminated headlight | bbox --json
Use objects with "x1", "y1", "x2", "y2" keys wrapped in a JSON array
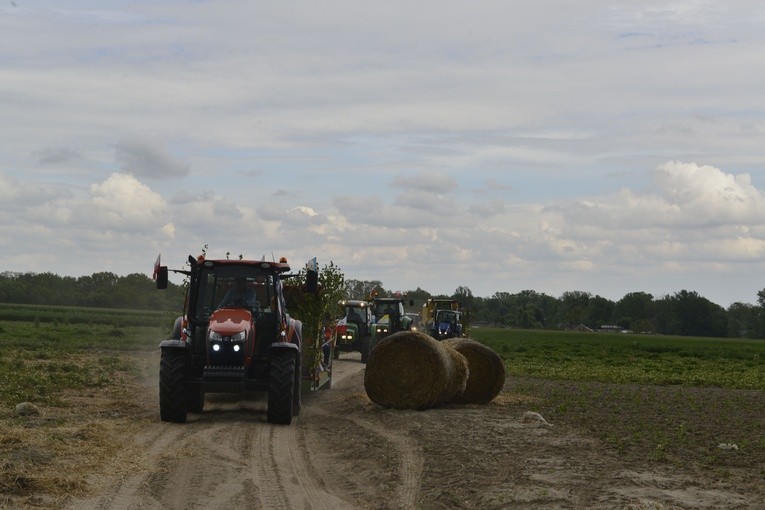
[
  {"x1": 376, "y1": 326, "x2": 388, "y2": 333},
  {"x1": 233, "y1": 344, "x2": 240, "y2": 352},
  {"x1": 231, "y1": 331, "x2": 246, "y2": 342},
  {"x1": 212, "y1": 343, "x2": 221, "y2": 352},
  {"x1": 210, "y1": 331, "x2": 223, "y2": 342}
]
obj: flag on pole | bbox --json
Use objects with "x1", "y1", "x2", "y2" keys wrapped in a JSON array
[{"x1": 152, "y1": 254, "x2": 161, "y2": 280}]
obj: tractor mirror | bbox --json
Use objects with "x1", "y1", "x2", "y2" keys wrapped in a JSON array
[
  {"x1": 156, "y1": 267, "x2": 168, "y2": 289},
  {"x1": 306, "y1": 269, "x2": 318, "y2": 294}
]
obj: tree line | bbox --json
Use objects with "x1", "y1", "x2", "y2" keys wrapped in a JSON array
[
  {"x1": 344, "y1": 280, "x2": 765, "y2": 339},
  {"x1": 0, "y1": 271, "x2": 185, "y2": 311},
  {"x1": 2, "y1": 270, "x2": 764, "y2": 339}
]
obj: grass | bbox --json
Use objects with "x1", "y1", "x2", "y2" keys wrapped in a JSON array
[
  {"x1": 470, "y1": 328, "x2": 765, "y2": 390},
  {"x1": 470, "y1": 327, "x2": 765, "y2": 471},
  {"x1": 0, "y1": 310, "x2": 168, "y2": 507},
  {"x1": 0, "y1": 319, "x2": 166, "y2": 408},
  {"x1": 0, "y1": 302, "x2": 174, "y2": 328}
]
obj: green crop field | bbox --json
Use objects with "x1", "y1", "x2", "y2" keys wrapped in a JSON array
[
  {"x1": 470, "y1": 327, "x2": 765, "y2": 390},
  {"x1": 0, "y1": 306, "x2": 172, "y2": 408},
  {"x1": 469, "y1": 327, "x2": 765, "y2": 467},
  {"x1": 0, "y1": 302, "x2": 173, "y2": 328}
]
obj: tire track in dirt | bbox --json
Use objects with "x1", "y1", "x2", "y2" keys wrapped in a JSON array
[
  {"x1": 67, "y1": 356, "x2": 365, "y2": 510},
  {"x1": 66, "y1": 423, "x2": 188, "y2": 510},
  {"x1": 311, "y1": 356, "x2": 424, "y2": 509},
  {"x1": 335, "y1": 413, "x2": 424, "y2": 510},
  {"x1": 250, "y1": 420, "x2": 351, "y2": 510}
]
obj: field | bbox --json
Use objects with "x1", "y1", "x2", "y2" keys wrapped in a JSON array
[
  {"x1": 470, "y1": 328, "x2": 765, "y2": 470},
  {"x1": 1, "y1": 306, "x2": 764, "y2": 508}
]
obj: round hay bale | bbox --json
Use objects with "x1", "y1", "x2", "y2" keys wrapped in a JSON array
[
  {"x1": 444, "y1": 338, "x2": 506, "y2": 404},
  {"x1": 442, "y1": 342, "x2": 469, "y2": 403},
  {"x1": 364, "y1": 331, "x2": 468, "y2": 410}
]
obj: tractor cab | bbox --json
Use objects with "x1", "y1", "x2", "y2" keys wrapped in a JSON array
[
  {"x1": 335, "y1": 299, "x2": 373, "y2": 362},
  {"x1": 370, "y1": 296, "x2": 413, "y2": 350}
]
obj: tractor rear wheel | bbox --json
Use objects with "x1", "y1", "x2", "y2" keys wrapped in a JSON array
[
  {"x1": 292, "y1": 354, "x2": 302, "y2": 416},
  {"x1": 160, "y1": 348, "x2": 188, "y2": 423},
  {"x1": 267, "y1": 350, "x2": 295, "y2": 425}
]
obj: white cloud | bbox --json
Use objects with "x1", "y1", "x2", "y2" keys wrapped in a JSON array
[
  {"x1": 3, "y1": 3, "x2": 765, "y2": 306},
  {"x1": 89, "y1": 173, "x2": 169, "y2": 229}
]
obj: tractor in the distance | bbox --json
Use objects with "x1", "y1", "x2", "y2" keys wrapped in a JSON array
[
  {"x1": 334, "y1": 299, "x2": 373, "y2": 363},
  {"x1": 422, "y1": 298, "x2": 463, "y2": 340},
  {"x1": 154, "y1": 254, "x2": 322, "y2": 425},
  {"x1": 370, "y1": 296, "x2": 413, "y2": 352}
]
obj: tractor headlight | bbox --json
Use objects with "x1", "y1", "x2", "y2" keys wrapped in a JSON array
[
  {"x1": 210, "y1": 331, "x2": 223, "y2": 342},
  {"x1": 233, "y1": 344, "x2": 240, "y2": 352},
  {"x1": 232, "y1": 331, "x2": 246, "y2": 342},
  {"x1": 212, "y1": 343, "x2": 221, "y2": 352}
]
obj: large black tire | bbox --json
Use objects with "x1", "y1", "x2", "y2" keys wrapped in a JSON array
[
  {"x1": 292, "y1": 353, "x2": 302, "y2": 416},
  {"x1": 160, "y1": 348, "x2": 188, "y2": 423},
  {"x1": 360, "y1": 336, "x2": 370, "y2": 364},
  {"x1": 186, "y1": 383, "x2": 204, "y2": 413},
  {"x1": 267, "y1": 350, "x2": 295, "y2": 425}
]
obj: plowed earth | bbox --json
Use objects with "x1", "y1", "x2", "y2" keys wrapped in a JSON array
[{"x1": 5, "y1": 351, "x2": 764, "y2": 509}]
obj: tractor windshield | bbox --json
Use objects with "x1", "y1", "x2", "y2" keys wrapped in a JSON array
[
  {"x1": 194, "y1": 266, "x2": 277, "y2": 320},
  {"x1": 436, "y1": 310, "x2": 458, "y2": 325},
  {"x1": 345, "y1": 305, "x2": 367, "y2": 325},
  {"x1": 372, "y1": 301, "x2": 402, "y2": 323}
]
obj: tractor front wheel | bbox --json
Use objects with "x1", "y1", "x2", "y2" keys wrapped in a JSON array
[
  {"x1": 159, "y1": 348, "x2": 188, "y2": 423},
  {"x1": 360, "y1": 336, "x2": 370, "y2": 364},
  {"x1": 267, "y1": 350, "x2": 295, "y2": 425}
]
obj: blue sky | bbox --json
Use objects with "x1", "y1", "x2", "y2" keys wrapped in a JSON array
[{"x1": 2, "y1": 1, "x2": 765, "y2": 307}]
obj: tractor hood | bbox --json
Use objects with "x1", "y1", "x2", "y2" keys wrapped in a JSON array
[{"x1": 209, "y1": 308, "x2": 253, "y2": 335}]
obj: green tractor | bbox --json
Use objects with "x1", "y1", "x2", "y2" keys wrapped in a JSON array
[
  {"x1": 369, "y1": 296, "x2": 413, "y2": 353},
  {"x1": 334, "y1": 300, "x2": 373, "y2": 363}
]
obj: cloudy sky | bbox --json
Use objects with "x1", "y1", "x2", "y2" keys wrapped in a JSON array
[{"x1": 2, "y1": 1, "x2": 765, "y2": 307}]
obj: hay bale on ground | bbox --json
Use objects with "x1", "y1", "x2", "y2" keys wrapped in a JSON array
[
  {"x1": 444, "y1": 338, "x2": 506, "y2": 404},
  {"x1": 364, "y1": 331, "x2": 468, "y2": 410}
]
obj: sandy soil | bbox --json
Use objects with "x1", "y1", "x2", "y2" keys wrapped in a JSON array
[{"x1": 12, "y1": 350, "x2": 760, "y2": 510}]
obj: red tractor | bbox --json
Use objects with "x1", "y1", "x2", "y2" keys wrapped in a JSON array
[{"x1": 155, "y1": 254, "x2": 321, "y2": 425}]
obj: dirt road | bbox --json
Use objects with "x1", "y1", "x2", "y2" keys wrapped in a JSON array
[
  {"x1": 64, "y1": 355, "x2": 364, "y2": 510},
  {"x1": 60, "y1": 352, "x2": 763, "y2": 510}
]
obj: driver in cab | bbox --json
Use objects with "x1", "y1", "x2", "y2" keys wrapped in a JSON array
[{"x1": 218, "y1": 277, "x2": 260, "y2": 309}]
